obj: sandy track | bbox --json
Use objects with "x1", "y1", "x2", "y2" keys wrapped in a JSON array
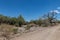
[{"x1": 11, "y1": 25, "x2": 60, "y2": 40}]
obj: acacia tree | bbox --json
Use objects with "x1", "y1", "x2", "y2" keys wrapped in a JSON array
[
  {"x1": 43, "y1": 11, "x2": 57, "y2": 26},
  {"x1": 17, "y1": 15, "x2": 25, "y2": 27}
]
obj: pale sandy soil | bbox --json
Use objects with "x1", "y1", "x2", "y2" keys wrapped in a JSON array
[{"x1": 11, "y1": 25, "x2": 60, "y2": 40}]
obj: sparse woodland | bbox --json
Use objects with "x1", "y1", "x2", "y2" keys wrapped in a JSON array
[{"x1": 0, "y1": 11, "x2": 59, "y2": 40}]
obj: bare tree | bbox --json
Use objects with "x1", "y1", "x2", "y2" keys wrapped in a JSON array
[{"x1": 43, "y1": 11, "x2": 57, "y2": 26}]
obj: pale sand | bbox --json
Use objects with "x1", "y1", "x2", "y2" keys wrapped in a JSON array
[{"x1": 11, "y1": 25, "x2": 60, "y2": 40}]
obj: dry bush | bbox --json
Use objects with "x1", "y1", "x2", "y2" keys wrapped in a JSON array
[
  {"x1": 0, "y1": 24, "x2": 18, "y2": 40},
  {"x1": 25, "y1": 25, "x2": 32, "y2": 30}
]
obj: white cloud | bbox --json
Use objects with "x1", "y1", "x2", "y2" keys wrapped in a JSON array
[
  {"x1": 50, "y1": 10, "x2": 60, "y2": 14},
  {"x1": 57, "y1": 7, "x2": 60, "y2": 9},
  {"x1": 50, "y1": 7, "x2": 60, "y2": 14},
  {"x1": 53, "y1": 10, "x2": 60, "y2": 13}
]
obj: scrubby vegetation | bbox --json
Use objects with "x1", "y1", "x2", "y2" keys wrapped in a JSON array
[
  {"x1": 0, "y1": 24, "x2": 18, "y2": 40},
  {"x1": 29, "y1": 11, "x2": 58, "y2": 27},
  {"x1": 0, "y1": 14, "x2": 25, "y2": 27},
  {"x1": 0, "y1": 11, "x2": 58, "y2": 27},
  {"x1": 0, "y1": 11, "x2": 59, "y2": 40}
]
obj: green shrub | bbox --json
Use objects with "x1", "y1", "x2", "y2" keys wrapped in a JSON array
[
  {"x1": 25, "y1": 25, "x2": 31, "y2": 30},
  {"x1": 12, "y1": 28, "x2": 18, "y2": 34}
]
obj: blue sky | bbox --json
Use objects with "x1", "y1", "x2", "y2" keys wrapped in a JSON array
[{"x1": 0, "y1": 0, "x2": 60, "y2": 21}]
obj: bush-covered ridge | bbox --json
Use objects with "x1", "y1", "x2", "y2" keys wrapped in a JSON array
[
  {"x1": 0, "y1": 11, "x2": 59, "y2": 27},
  {"x1": 0, "y1": 14, "x2": 25, "y2": 27}
]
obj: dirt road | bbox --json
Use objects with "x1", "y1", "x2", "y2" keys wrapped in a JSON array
[{"x1": 11, "y1": 25, "x2": 60, "y2": 40}]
